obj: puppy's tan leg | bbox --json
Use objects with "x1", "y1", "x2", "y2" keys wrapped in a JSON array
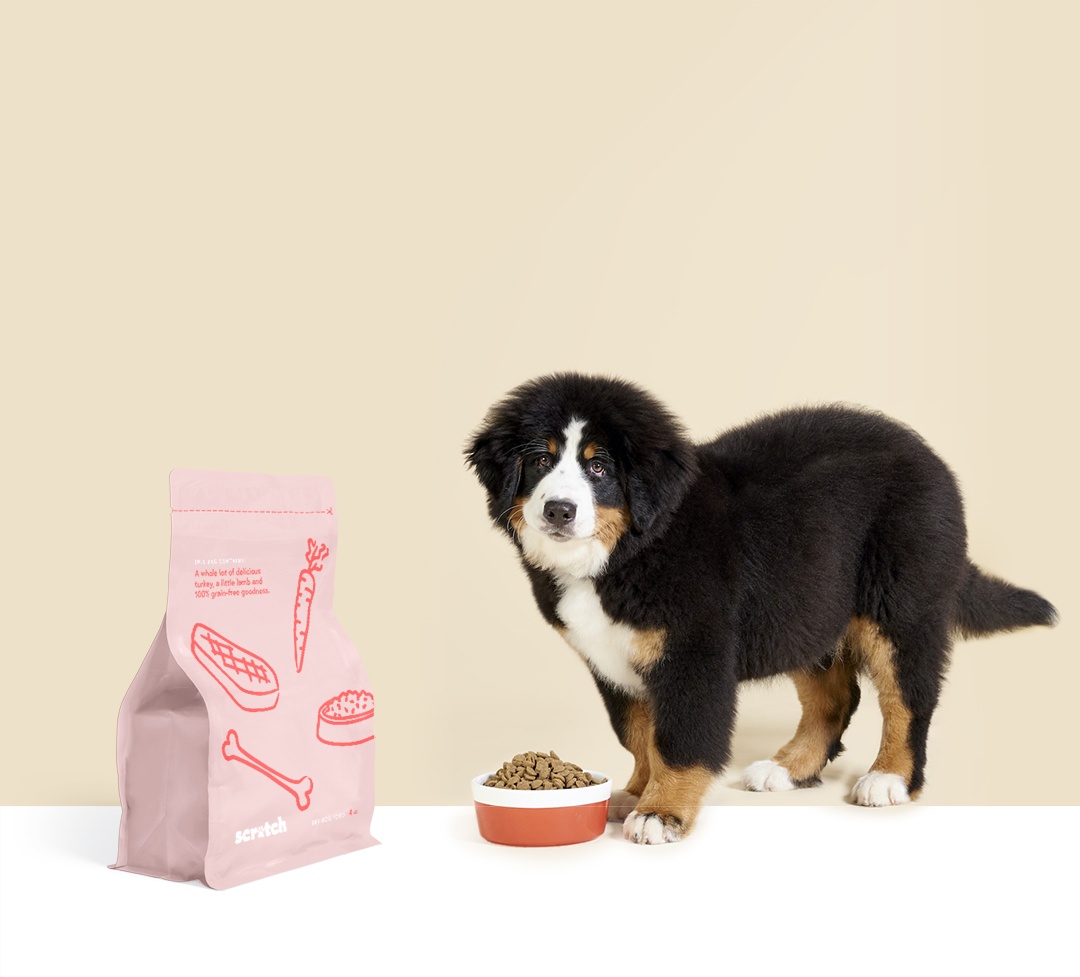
[
  {"x1": 619, "y1": 698, "x2": 714, "y2": 844},
  {"x1": 608, "y1": 697, "x2": 652, "y2": 821},
  {"x1": 743, "y1": 650, "x2": 860, "y2": 792},
  {"x1": 847, "y1": 618, "x2": 919, "y2": 806}
]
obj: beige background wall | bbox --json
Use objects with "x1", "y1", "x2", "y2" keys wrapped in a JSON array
[{"x1": 2, "y1": 2, "x2": 1076, "y2": 806}]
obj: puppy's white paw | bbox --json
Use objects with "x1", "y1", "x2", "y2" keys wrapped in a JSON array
[
  {"x1": 607, "y1": 789, "x2": 640, "y2": 822},
  {"x1": 742, "y1": 759, "x2": 797, "y2": 792},
  {"x1": 851, "y1": 771, "x2": 910, "y2": 807},
  {"x1": 622, "y1": 811, "x2": 684, "y2": 845}
]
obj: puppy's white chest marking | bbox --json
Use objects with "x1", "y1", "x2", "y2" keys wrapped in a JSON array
[{"x1": 556, "y1": 577, "x2": 646, "y2": 694}]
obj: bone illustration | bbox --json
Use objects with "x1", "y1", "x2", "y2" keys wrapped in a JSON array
[{"x1": 222, "y1": 729, "x2": 314, "y2": 811}]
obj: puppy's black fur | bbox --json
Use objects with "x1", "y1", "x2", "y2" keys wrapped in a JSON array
[{"x1": 467, "y1": 373, "x2": 1057, "y2": 841}]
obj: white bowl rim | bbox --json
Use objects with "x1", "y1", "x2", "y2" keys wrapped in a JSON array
[{"x1": 471, "y1": 770, "x2": 611, "y2": 809}]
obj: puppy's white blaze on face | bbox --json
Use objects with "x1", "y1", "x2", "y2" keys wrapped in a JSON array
[
  {"x1": 522, "y1": 418, "x2": 596, "y2": 534},
  {"x1": 520, "y1": 418, "x2": 610, "y2": 578}
]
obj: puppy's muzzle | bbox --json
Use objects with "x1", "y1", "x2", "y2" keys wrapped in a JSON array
[{"x1": 542, "y1": 498, "x2": 577, "y2": 534}]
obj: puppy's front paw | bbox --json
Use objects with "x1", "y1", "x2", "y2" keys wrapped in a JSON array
[
  {"x1": 742, "y1": 759, "x2": 796, "y2": 792},
  {"x1": 608, "y1": 789, "x2": 640, "y2": 822},
  {"x1": 851, "y1": 771, "x2": 910, "y2": 807},
  {"x1": 622, "y1": 810, "x2": 685, "y2": 845}
]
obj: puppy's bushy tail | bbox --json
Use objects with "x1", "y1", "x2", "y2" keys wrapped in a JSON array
[{"x1": 954, "y1": 561, "x2": 1059, "y2": 639}]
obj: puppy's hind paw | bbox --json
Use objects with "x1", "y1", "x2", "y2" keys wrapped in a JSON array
[
  {"x1": 607, "y1": 789, "x2": 640, "y2": 822},
  {"x1": 851, "y1": 771, "x2": 910, "y2": 807},
  {"x1": 622, "y1": 811, "x2": 685, "y2": 845},
  {"x1": 742, "y1": 759, "x2": 796, "y2": 792}
]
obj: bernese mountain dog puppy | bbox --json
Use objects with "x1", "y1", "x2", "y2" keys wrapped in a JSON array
[{"x1": 466, "y1": 373, "x2": 1058, "y2": 844}]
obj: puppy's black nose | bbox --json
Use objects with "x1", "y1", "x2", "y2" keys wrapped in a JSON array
[{"x1": 543, "y1": 499, "x2": 577, "y2": 527}]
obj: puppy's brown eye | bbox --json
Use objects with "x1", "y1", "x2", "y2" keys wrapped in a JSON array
[
  {"x1": 534, "y1": 453, "x2": 553, "y2": 468},
  {"x1": 589, "y1": 460, "x2": 606, "y2": 476}
]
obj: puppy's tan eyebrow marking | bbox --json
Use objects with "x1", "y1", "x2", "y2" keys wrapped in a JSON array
[
  {"x1": 583, "y1": 443, "x2": 598, "y2": 461},
  {"x1": 547, "y1": 437, "x2": 558, "y2": 455}
]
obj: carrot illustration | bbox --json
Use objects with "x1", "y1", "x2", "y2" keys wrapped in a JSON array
[{"x1": 294, "y1": 538, "x2": 329, "y2": 673}]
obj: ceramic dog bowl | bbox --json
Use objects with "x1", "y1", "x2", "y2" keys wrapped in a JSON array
[{"x1": 471, "y1": 771, "x2": 611, "y2": 847}]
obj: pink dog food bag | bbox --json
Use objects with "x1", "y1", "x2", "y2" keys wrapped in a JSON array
[{"x1": 113, "y1": 470, "x2": 377, "y2": 888}]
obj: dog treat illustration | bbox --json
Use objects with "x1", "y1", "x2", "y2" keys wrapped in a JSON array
[
  {"x1": 294, "y1": 539, "x2": 329, "y2": 673},
  {"x1": 222, "y1": 729, "x2": 314, "y2": 811},
  {"x1": 191, "y1": 624, "x2": 280, "y2": 711},
  {"x1": 316, "y1": 690, "x2": 375, "y2": 746}
]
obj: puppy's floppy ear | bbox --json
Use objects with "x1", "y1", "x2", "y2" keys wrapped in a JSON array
[
  {"x1": 464, "y1": 428, "x2": 523, "y2": 532},
  {"x1": 622, "y1": 437, "x2": 697, "y2": 537}
]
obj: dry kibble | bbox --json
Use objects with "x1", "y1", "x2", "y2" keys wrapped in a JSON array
[{"x1": 483, "y1": 751, "x2": 605, "y2": 790}]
